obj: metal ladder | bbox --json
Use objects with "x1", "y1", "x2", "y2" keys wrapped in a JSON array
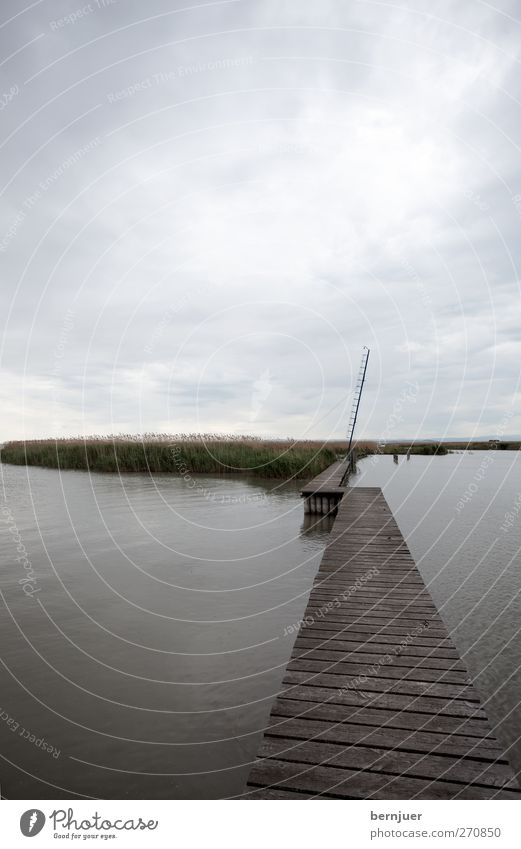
[{"x1": 340, "y1": 346, "x2": 370, "y2": 485}]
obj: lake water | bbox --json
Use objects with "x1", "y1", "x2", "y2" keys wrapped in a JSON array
[
  {"x1": 1, "y1": 452, "x2": 520, "y2": 798},
  {"x1": 353, "y1": 451, "x2": 521, "y2": 787},
  {"x1": 0, "y1": 462, "x2": 329, "y2": 799}
]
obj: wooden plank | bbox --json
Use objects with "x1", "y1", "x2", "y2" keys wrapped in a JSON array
[
  {"x1": 241, "y1": 787, "x2": 317, "y2": 799},
  {"x1": 306, "y1": 590, "x2": 438, "y2": 601},
  {"x1": 318, "y1": 597, "x2": 435, "y2": 608},
  {"x1": 268, "y1": 702, "x2": 502, "y2": 751},
  {"x1": 279, "y1": 683, "x2": 486, "y2": 720},
  {"x1": 297, "y1": 615, "x2": 448, "y2": 629},
  {"x1": 247, "y1": 759, "x2": 521, "y2": 799},
  {"x1": 313, "y1": 579, "x2": 428, "y2": 589},
  {"x1": 304, "y1": 608, "x2": 439, "y2": 619},
  {"x1": 296, "y1": 635, "x2": 461, "y2": 658},
  {"x1": 271, "y1": 697, "x2": 496, "y2": 739},
  {"x1": 257, "y1": 737, "x2": 518, "y2": 789},
  {"x1": 282, "y1": 670, "x2": 478, "y2": 702},
  {"x1": 306, "y1": 586, "x2": 438, "y2": 600},
  {"x1": 288, "y1": 658, "x2": 470, "y2": 685},
  {"x1": 310, "y1": 584, "x2": 434, "y2": 595},
  {"x1": 307, "y1": 594, "x2": 436, "y2": 606},
  {"x1": 300, "y1": 618, "x2": 449, "y2": 635},
  {"x1": 304, "y1": 592, "x2": 438, "y2": 604},
  {"x1": 300, "y1": 624, "x2": 448, "y2": 639},
  {"x1": 290, "y1": 646, "x2": 468, "y2": 672},
  {"x1": 299, "y1": 626, "x2": 455, "y2": 645},
  {"x1": 301, "y1": 605, "x2": 441, "y2": 618}
]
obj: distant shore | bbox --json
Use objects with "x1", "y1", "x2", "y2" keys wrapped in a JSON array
[{"x1": 1, "y1": 436, "x2": 517, "y2": 478}]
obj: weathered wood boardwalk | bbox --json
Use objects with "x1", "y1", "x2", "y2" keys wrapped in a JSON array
[
  {"x1": 301, "y1": 458, "x2": 347, "y2": 491},
  {"x1": 300, "y1": 459, "x2": 348, "y2": 514},
  {"x1": 245, "y1": 484, "x2": 521, "y2": 799}
]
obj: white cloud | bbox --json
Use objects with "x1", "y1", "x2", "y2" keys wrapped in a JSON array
[{"x1": 1, "y1": 0, "x2": 520, "y2": 439}]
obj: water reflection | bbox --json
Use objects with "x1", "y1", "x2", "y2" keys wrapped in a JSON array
[{"x1": 300, "y1": 511, "x2": 336, "y2": 540}]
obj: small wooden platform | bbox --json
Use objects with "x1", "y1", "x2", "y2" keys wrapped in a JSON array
[
  {"x1": 301, "y1": 459, "x2": 348, "y2": 515},
  {"x1": 245, "y1": 485, "x2": 521, "y2": 799}
]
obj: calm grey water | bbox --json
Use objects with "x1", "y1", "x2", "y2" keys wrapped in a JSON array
[
  {"x1": 0, "y1": 462, "x2": 331, "y2": 799},
  {"x1": 353, "y1": 451, "x2": 521, "y2": 786},
  {"x1": 1, "y1": 453, "x2": 521, "y2": 799}
]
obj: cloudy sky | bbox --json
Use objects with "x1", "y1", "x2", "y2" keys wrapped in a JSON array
[{"x1": 1, "y1": 0, "x2": 520, "y2": 441}]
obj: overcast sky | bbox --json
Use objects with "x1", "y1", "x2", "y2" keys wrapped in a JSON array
[{"x1": 1, "y1": 0, "x2": 520, "y2": 441}]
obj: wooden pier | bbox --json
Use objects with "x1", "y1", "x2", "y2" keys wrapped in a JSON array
[{"x1": 245, "y1": 481, "x2": 521, "y2": 799}]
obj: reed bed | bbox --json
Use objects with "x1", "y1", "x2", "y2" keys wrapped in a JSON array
[{"x1": 0, "y1": 434, "x2": 352, "y2": 479}]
